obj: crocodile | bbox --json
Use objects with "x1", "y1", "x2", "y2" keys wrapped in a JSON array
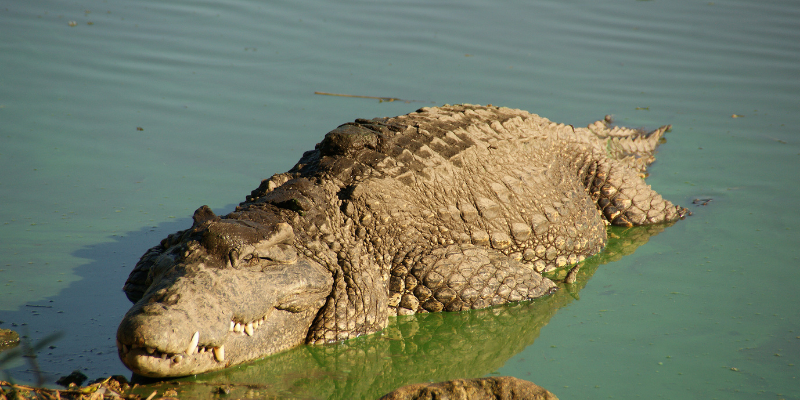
[{"x1": 116, "y1": 104, "x2": 689, "y2": 377}]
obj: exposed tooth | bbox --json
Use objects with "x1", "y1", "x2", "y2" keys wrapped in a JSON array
[
  {"x1": 172, "y1": 354, "x2": 183, "y2": 364},
  {"x1": 160, "y1": 353, "x2": 168, "y2": 360},
  {"x1": 186, "y1": 331, "x2": 199, "y2": 355},
  {"x1": 146, "y1": 347, "x2": 156, "y2": 354},
  {"x1": 229, "y1": 321, "x2": 235, "y2": 332},
  {"x1": 234, "y1": 323, "x2": 243, "y2": 333},
  {"x1": 199, "y1": 347, "x2": 206, "y2": 353},
  {"x1": 244, "y1": 322, "x2": 254, "y2": 336},
  {"x1": 213, "y1": 346, "x2": 225, "y2": 362}
]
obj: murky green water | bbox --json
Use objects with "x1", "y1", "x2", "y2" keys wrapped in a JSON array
[{"x1": 2, "y1": 0, "x2": 798, "y2": 398}]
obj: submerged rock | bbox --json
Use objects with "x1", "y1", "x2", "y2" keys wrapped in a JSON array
[
  {"x1": 379, "y1": 377, "x2": 558, "y2": 400},
  {"x1": 0, "y1": 328, "x2": 19, "y2": 351}
]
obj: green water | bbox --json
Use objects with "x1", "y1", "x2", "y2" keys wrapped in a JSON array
[{"x1": 2, "y1": 0, "x2": 798, "y2": 398}]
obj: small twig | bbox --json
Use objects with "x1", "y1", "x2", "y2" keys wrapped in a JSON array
[
  {"x1": 766, "y1": 136, "x2": 788, "y2": 144},
  {"x1": 314, "y1": 91, "x2": 433, "y2": 104}
]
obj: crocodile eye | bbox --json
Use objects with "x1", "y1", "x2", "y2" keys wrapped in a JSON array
[
  {"x1": 256, "y1": 244, "x2": 298, "y2": 267},
  {"x1": 242, "y1": 254, "x2": 258, "y2": 264},
  {"x1": 229, "y1": 251, "x2": 262, "y2": 269}
]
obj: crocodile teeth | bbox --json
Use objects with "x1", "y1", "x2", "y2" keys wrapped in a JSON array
[
  {"x1": 244, "y1": 322, "x2": 254, "y2": 336},
  {"x1": 213, "y1": 345, "x2": 225, "y2": 362},
  {"x1": 146, "y1": 347, "x2": 156, "y2": 354},
  {"x1": 186, "y1": 331, "x2": 199, "y2": 355},
  {"x1": 234, "y1": 322, "x2": 243, "y2": 333},
  {"x1": 172, "y1": 354, "x2": 183, "y2": 364},
  {"x1": 229, "y1": 321, "x2": 235, "y2": 332}
]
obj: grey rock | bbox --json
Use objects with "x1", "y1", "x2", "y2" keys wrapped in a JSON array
[{"x1": 379, "y1": 377, "x2": 558, "y2": 400}]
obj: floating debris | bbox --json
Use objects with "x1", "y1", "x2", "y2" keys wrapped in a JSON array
[
  {"x1": 314, "y1": 91, "x2": 433, "y2": 104},
  {"x1": 692, "y1": 198, "x2": 712, "y2": 206}
]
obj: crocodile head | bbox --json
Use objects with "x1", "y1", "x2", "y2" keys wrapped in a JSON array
[{"x1": 116, "y1": 206, "x2": 333, "y2": 378}]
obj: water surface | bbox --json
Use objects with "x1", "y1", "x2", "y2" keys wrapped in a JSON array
[{"x1": 2, "y1": 0, "x2": 799, "y2": 398}]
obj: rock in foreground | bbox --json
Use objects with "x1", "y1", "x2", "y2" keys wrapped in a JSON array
[{"x1": 380, "y1": 377, "x2": 558, "y2": 400}]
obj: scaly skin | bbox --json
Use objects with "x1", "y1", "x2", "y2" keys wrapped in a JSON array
[{"x1": 117, "y1": 104, "x2": 689, "y2": 377}]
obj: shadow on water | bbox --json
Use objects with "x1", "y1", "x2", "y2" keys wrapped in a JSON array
[
  {"x1": 0, "y1": 213, "x2": 202, "y2": 386},
  {"x1": 123, "y1": 224, "x2": 672, "y2": 400}
]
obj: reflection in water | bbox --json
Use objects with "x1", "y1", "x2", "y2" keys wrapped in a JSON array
[{"x1": 132, "y1": 224, "x2": 669, "y2": 399}]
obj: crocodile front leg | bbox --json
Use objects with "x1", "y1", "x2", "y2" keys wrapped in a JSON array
[
  {"x1": 387, "y1": 244, "x2": 558, "y2": 316},
  {"x1": 306, "y1": 246, "x2": 390, "y2": 344}
]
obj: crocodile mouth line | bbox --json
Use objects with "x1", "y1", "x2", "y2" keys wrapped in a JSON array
[
  {"x1": 118, "y1": 313, "x2": 273, "y2": 368},
  {"x1": 117, "y1": 332, "x2": 226, "y2": 365}
]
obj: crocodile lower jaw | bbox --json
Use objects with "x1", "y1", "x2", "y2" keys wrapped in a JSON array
[
  {"x1": 117, "y1": 312, "x2": 293, "y2": 377},
  {"x1": 118, "y1": 342, "x2": 228, "y2": 378}
]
